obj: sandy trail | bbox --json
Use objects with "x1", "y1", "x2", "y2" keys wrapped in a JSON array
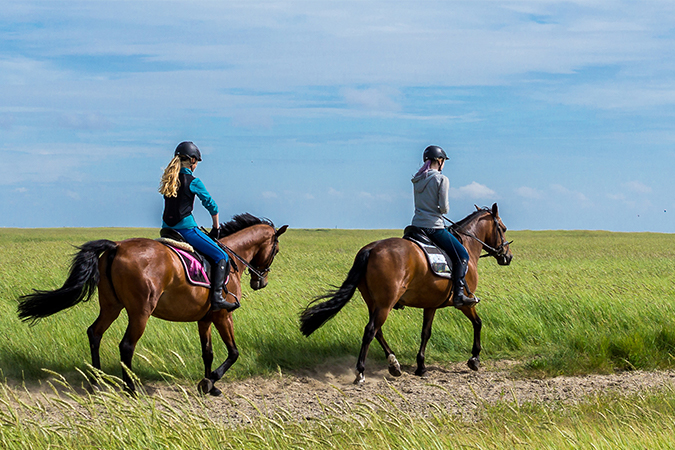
[{"x1": 138, "y1": 360, "x2": 675, "y2": 425}]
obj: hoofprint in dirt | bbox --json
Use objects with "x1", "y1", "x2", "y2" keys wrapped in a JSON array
[{"x1": 5, "y1": 360, "x2": 675, "y2": 426}]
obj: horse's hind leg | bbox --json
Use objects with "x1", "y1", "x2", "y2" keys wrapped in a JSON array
[
  {"x1": 118, "y1": 313, "x2": 151, "y2": 394},
  {"x1": 415, "y1": 308, "x2": 437, "y2": 376},
  {"x1": 87, "y1": 304, "x2": 123, "y2": 370},
  {"x1": 461, "y1": 307, "x2": 482, "y2": 371},
  {"x1": 375, "y1": 329, "x2": 401, "y2": 377},
  {"x1": 355, "y1": 307, "x2": 390, "y2": 385},
  {"x1": 87, "y1": 281, "x2": 123, "y2": 386}
]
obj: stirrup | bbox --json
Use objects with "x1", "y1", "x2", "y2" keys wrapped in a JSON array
[
  {"x1": 211, "y1": 291, "x2": 240, "y2": 312},
  {"x1": 453, "y1": 291, "x2": 479, "y2": 309}
]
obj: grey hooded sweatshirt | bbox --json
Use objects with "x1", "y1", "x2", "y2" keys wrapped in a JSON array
[{"x1": 411, "y1": 169, "x2": 449, "y2": 229}]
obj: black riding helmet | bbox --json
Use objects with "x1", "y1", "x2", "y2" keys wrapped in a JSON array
[
  {"x1": 174, "y1": 141, "x2": 202, "y2": 161},
  {"x1": 423, "y1": 145, "x2": 448, "y2": 161}
]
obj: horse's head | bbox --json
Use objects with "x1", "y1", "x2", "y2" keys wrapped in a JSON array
[
  {"x1": 248, "y1": 224, "x2": 288, "y2": 290},
  {"x1": 476, "y1": 203, "x2": 513, "y2": 266}
]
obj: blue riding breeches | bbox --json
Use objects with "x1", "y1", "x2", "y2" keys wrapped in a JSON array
[
  {"x1": 175, "y1": 227, "x2": 229, "y2": 264},
  {"x1": 422, "y1": 227, "x2": 469, "y2": 267}
]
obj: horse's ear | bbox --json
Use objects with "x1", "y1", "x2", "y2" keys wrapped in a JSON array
[
  {"x1": 276, "y1": 225, "x2": 289, "y2": 237},
  {"x1": 492, "y1": 203, "x2": 498, "y2": 216},
  {"x1": 474, "y1": 204, "x2": 481, "y2": 211}
]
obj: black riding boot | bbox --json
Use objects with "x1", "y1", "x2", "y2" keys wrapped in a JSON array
[
  {"x1": 452, "y1": 259, "x2": 478, "y2": 308},
  {"x1": 210, "y1": 259, "x2": 240, "y2": 312}
]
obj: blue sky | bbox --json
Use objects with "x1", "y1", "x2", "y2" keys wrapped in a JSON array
[{"x1": 1, "y1": 1, "x2": 673, "y2": 231}]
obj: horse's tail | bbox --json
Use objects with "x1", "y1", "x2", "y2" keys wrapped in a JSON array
[
  {"x1": 17, "y1": 239, "x2": 118, "y2": 325},
  {"x1": 300, "y1": 248, "x2": 371, "y2": 337}
]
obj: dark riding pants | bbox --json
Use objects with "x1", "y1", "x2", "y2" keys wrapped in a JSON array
[{"x1": 423, "y1": 227, "x2": 470, "y2": 267}]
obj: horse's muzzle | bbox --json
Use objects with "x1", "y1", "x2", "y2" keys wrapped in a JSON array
[
  {"x1": 250, "y1": 277, "x2": 268, "y2": 290},
  {"x1": 497, "y1": 253, "x2": 513, "y2": 266}
]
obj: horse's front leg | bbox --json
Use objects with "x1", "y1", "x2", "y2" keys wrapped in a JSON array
[
  {"x1": 461, "y1": 306, "x2": 482, "y2": 371},
  {"x1": 198, "y1": 311, "x2": 239, "y2": 395},
  {"x1": 196, "y1": 319, "x2": 219, "y2": 396},
  {"x1": 415, "y1": 308, "x2": 437, "y2": 376}
]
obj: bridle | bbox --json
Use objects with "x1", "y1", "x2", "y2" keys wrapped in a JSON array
[
  {"x1": 204, "y1": 227, "x2": 280, "y2": 279},
  {"x1": 444, "y1": 209, "x2": 512, "y2": 259},
  {"x1": 246, "y1": 234, "x2": 279, "y2": 279}
]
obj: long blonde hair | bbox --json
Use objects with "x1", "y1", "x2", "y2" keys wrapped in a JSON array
[{"x1": 159, "y1": 155, "x2": 191, "y2": 197}]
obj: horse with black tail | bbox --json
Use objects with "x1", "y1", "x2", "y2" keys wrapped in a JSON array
[
  {"x1": 300, "y1": 203, "x2": 512, "y2": 385},
  {"x1": 18, "y1": 213, "x2": 288, "y2": 395}
]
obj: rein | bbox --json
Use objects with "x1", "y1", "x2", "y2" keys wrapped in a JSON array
[
  {"x1": 443, "y1": 210, "x2": 512, "y2": 259},
  {"x1": 201, "y1": 227, "x2": 278, "y2": 279}
]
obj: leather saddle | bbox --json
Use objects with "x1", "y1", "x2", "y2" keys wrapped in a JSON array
[
  {"x1": 157, "y1": 228, "x2": 214, "y2": 288},
  {"x1": 402, "y1": 226, "x2": 453, "y2": 280}
]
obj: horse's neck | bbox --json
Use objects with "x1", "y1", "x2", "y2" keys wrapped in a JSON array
[
  {"x1": 460, "y1": 214, "x2": 490, "y2": 262},
  {"x1": 224, "y1": 225, "x2": 269, "y2": 262}
]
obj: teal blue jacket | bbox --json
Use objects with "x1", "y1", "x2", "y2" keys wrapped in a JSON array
[{"x1": 162, "y1": 167, "x2": 219, "y2": 229}]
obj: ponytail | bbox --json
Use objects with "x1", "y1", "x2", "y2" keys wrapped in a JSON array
[
  {"x1": 414, "y1": 160, "x2": 432, "y2": 177},
  {"x1": 159, "y1": 155, "x2": 190, "y2": 197}
]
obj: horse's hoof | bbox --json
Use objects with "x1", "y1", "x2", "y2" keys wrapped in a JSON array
[
  {"x1": 387, "y1": 354, "x2": 402, "y2": 377},
  {"x1": 198, "y1": 378, "x2": 214, "y2": 395},
  {"x1": 354, "y1": 372, "x2": 365, "y2": 386},
  {"x1": 123, "y1": 385, "x2": 137, "y2": 397},
  {"x1": 209, "y1": 386, "x2": 222, "y2": 397},
  {"x1": 414, "y1": 367, "x2": 427, "y2": 377},
  {"x1": 467, "y1": 357, "x2": 480, "y2": 371},
  {"x1": 86, "y1": 382, "x2": 102, "y2": 394},
  {"x1": 388, "y1": 365, "x2": 402, "y2": 377}
]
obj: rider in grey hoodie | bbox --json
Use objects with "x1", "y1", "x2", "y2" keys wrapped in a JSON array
[{"x1": 411, "y1": 145, "x2": 477, "y2": 308}]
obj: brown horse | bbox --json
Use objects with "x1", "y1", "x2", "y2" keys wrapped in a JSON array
[
  {"x1": 18, "y1": 213, "x2": 288, "y2": 396},
  {"x1": 300, "y1": 203, "x2": 512, "y2": 385}
]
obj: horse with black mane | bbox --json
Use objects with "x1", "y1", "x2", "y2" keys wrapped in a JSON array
[
  {"x1": 300, "y1": 203, "x2": 512, "y2": 385},
  {"x1": 18, "y1": 213, "x2": 288, "y2": 396}
]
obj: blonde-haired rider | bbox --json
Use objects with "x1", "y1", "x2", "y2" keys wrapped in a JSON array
[{"x1": 159, "y1": 141, "x2": 239, "y2": 312}]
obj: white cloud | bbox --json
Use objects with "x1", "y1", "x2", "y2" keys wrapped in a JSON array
[
  {"x1": 57, "y1": 112, "x2": 111, "y2": 130},
  {"x1": 624, "y1": 180, "x2": 652, "y2": 194},
  {"x1": 341, "y1": 87, "x2": 401, "y2": 112},
  {"x1": 262, "y1": 191, "x2": 278, "y2": 199},
  {"x1": 449, "y1": 181, "x2": 496, "y2": 199},
  {"x1": 515, "y1": 186, "x2": 544, "y2": 199},
  {"x1": 327, "y1": 187, "x2": 343, "y2": 197},
  {"x1": 358, "y1": 191, "x2": 394, "y2": 202},
  {"x1": 551, "y1": 184, "x2": 589, "y2": 204}
]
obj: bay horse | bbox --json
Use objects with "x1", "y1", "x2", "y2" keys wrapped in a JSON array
[
  {"x1": 18, "y1": 213, "x2": 288, "y2": 396},
  {"x1": 300, "y1": 203, "x2": 512, "y2": 385}
]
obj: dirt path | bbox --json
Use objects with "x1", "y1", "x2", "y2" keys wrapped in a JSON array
[{"x1": 141, "y1": 360, "x2": 675, "y2": 425}]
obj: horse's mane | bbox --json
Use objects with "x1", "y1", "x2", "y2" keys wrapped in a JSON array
[
  {"x1": 219, "y1": 213, "x2": 274, "y2": 237},
  {"x1": 450, "y1": 207, "x2": 490, "y2": 231}
]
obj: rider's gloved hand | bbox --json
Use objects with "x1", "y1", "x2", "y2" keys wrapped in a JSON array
[{"x1": 209, "y1": 227, "x2": 220, "y2": 240}]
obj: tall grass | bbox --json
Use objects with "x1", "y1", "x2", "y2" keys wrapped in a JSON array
[
  {"x1": 1, "y1": 228, "x2": 674, "y2": 386},
  {"x1": 1, "y1": 374, "x2": 674, "y2": 449}
]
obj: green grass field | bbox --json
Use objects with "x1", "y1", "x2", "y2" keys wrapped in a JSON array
[
  {"x1": 2, "y1": 228, "x2": 674, "y2": 383},
  {"x1": 1, "y1": 227, "x2": 675, "y2": 448},
  {"x1": 1, "y1": 376, "x2": 675, "y2": 449}
]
